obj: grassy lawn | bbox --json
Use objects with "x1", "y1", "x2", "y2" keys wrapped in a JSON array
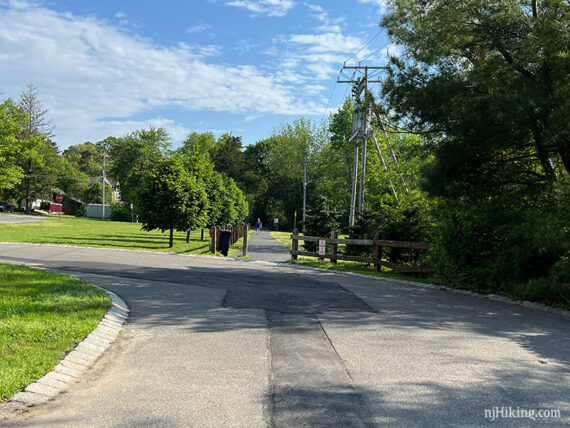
[
  {"x1": 0, "y1": 263, "x2": 111, "y2": 401},
  {"x1": 0, "y1": 216, "x2": 214, "y2": 254},
  {"x1": 270, "y1": 231, "x2": 436, "y2": 284}
]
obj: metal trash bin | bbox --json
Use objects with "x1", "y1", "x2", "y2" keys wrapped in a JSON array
[{"x1": 218, "y1": 230, "x2": 232, "y2": 256}]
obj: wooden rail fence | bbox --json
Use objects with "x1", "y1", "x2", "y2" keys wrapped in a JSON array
[
  {"x1": 290, "y1": 229, "x2": 431, "y2": 273},
  {"x1": 210, "y1": 223, "x2": 249, "y2": 256}
]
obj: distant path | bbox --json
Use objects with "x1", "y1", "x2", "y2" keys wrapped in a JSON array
[
  {"x1": 247, "y1": 230, "x2": 290, "y2": 262},
  {"x1": 0, "y1": 214, "x2": 51, "y2": 224}
]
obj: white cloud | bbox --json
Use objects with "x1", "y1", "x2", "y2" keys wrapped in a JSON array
[
  {"x1": 0, "y1": 1, "x2": 320, "y2": 147},
  {"x1": 288, "y1": 33, "x2": 363, "y2": 53},
  {"x1": 304, "y1": 3, "x2": 345, "y2": 33},
  {"x1": 225, "y1": 0, "x2": 295, "y2": 17},
  {"x1": 357, "y1": 0, "x2": 389, "y2": 13},
  {"x1": 186, "y1": 22, "x2": 211, "y2": 34}
]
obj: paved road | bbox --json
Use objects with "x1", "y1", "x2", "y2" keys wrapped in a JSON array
[
  {"x1": 0, "y1": 243, "x2": 568, "y2": 427},
  {"x1": 247, "y1": 230, "x2": 290, "y2": 262},
  {"x1": 0, "y1": 214, "x2": 51, "y2": 224}
]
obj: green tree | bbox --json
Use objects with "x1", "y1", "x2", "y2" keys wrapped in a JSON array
[
  {"x1": 303, "y1": 196, "x2": 340, "y2": 251},
  {"x1": 381, "y1": 0, "x2": 570, "y2": 304},
  {"x1": 63, "y1": 142, "x2": 101, "y2": 176},
  {"x1": 137, "y1": 154, "x2": 208, "y2": 248},
  {"x1": 0, "y1": 99, "x2": 25, "y2": 194},
  {"x1": 15, "y1": 85, "x2": 58, "y2": 212},
  {"x1": 212, "y1": 134, "x2": 246, "y2": 185},
  {"x1": 381, "y1": 0, "x2": 570, "y2": 192},
  {"x1": 82, "y1": 180, "x2": 113, "y2": 205},
  {"x1": 107, "y1": 128, "x2": 171, "y2": 207}
]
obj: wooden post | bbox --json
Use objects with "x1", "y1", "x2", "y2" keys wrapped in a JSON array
[
  {"x1": 330, "y1": 230, "x2": 338, "y2": 264},
  {"x1": 292, "y1": 228, "x2": 299, "y2": 260},
  {"x1": 210, "y1": 226, "x2": 217, "y2": 254},
  {"x1": 373, "y1": 233, "x2": 382, "y2": 272},
  {"x1": 242, "y1": 223, "x2": 249, "y2": 257}
]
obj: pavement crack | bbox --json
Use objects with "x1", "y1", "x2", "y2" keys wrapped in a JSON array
[{"x1": 315, "y1": 313, "x2": 354, "y2": 381}]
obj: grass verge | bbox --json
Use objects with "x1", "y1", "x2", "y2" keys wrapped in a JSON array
[
  {"x1": 0, "y1": 217, "x2": 213, "y2": 254},
  {"x1": 0, "y1": 263, "x2": 111, "y2": 401},
  {"x1": 270, "y1": 231, "x2": 437, "y2": 284}
]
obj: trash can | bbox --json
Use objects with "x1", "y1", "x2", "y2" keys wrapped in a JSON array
[{"x1": 218, "y1": 230, "x2": 232, "y2": 256}]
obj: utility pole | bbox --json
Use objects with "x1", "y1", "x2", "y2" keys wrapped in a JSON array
[
  {"x1": 338, "y1": 65, "x2": 385, "y2": 227},
  {"x1": 101, "y1": 154, "x2": 106, "y2": 221},
  {"x1": 302, "y1": 150, "x2": 308, "y2": 232}
]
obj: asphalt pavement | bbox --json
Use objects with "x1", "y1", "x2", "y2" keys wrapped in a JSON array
[
  {"x1": 0, "y1": 214, "x2": 52, "y2": 224},
  {"x1": 0, "y1": 243, "x2": 568, "y2": 427},
  {"x1": 246, "y1": 230, "x2": 290, "y2": 262}
]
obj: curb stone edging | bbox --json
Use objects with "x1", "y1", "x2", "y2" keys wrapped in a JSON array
[{"x1": 6, "y1": 286, "x2": 129, "y2": 408}]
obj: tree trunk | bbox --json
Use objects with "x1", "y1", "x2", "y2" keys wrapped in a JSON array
[
  {"x1": 169, "y1": 228, "x2": 174, "y2": 248},
  {"x1": 558, "y1": 139, "x2": 570, "y2": 177},
  {"x1": 25, "y1": 160, "x2": 31, "y2": 214},
  {"x1": 186, "y1": 230, "x2": 190, "y2": 243},
  {"x1": 533, "y1": 128, "x2": 556, "y2": 180}
]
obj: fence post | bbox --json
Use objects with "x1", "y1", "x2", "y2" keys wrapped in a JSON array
[
  {"x1": 373, "y1": 233, "x2": 381, "y2": 272},
  {"x1": 210, "y1": 226, "x2": 217, "y2": 254},
  {"x1": 330, "y1": 230, "x2": 338, "y2": 264},
  {"x1": 292, "y1": 228, "x2": 299, "y2": 260},
  {"x1": 242, "y1": 223, "x2": 248, "y2": 257}
]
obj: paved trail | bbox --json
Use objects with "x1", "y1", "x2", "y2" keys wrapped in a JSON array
[
  {"x1": 246, "y1": 230, "x2": 290, "y2": 262},
  {"x1": 0, "y1": 243, "x2": 568, "y2": 427},
  {"x1": 0, "y1": 214, "x2": 51, "y2": 224}
]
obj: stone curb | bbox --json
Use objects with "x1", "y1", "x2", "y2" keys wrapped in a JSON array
[{"x1": 7, "y1": 286, "x2": 129, "y2": 407}]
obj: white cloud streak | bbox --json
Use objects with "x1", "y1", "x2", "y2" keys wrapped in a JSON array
[
  {"x1": 225, "y1": 0, "x2": 295, "y2": 17},
  {"x1": 0, "y1": 1, "x2": 319, "y2": 147}
]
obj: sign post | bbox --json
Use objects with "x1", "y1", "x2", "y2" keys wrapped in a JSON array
[
  {"x1": 318, "y1": 239, "x2": 326, "y2": 259},
  {"x1": 274, "y1": 217, "x2": 279, "y2": 231},
  {"x1": 54, "y1": 195, "x2": 63, "y2": 221}
]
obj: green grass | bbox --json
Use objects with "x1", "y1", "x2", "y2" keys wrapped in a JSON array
[
  {"x1": 0, "y1": 263, "x2": 111, "y2": 401},
  {"x1": 0, "y1": 217, "x2": 214, "y2": 254},
  {"x1": 270, "y1": 231, "x2": 437, "y2": 284}
]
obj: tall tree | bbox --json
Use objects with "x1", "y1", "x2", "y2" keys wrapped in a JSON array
[
  {"x1": 107, "y1": 128, "x2": 171, "y2": 206},
  {"x1": 0, "y1": 99, "x2": 25, "y2": 194},
  {"x1": 381, "y1": 0, "x2": 570, "y2": 195},
  {"x1": 18, "y1": 84, "x2": 54, "y2": 139},
  {"x1": 16, "y1": 85, "x2": 57, "y2": 212},
  {"x1": 137, "y1": 154, "x2": 208, "y2": 248},
  {"x1": 63, "y1": 142, "x2": 101, "y2": 176}
]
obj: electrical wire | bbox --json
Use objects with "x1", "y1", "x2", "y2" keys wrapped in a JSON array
[{"x1": 344, "y1": 30, "x2": 382, "y2": 64}]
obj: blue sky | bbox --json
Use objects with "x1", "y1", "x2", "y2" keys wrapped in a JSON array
[{"x1": 0, "y1": 0, "x2": 394, "y2": 149}]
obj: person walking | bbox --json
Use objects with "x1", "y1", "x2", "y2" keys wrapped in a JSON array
[{"x1": 256, "y1": 218, "x2": 262, "y2": 235}]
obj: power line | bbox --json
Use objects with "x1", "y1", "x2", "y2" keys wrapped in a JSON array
[
  {"x1": 320, "y1": 73, "x2": 340, "y2": 124},
  {"x1": 359, "y1": 40, "x2": 392, "y2": 63},
  {"x1": 344, "y1": 30, "x2": 382, "y2": 64}
]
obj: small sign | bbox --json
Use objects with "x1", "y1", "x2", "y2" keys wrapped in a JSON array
[
  {"x1": 318, "y1": 239, "x2": 326, "y2": 256},
  {"x1": 130, "y1": 203, "x2": 133, "y2": 209},
  {"x1": 274, "y1": 218, "x2": 279, "y2": 224},
  {"x1": 55, "y1": 194, "x2": 63, "y2": 203}
]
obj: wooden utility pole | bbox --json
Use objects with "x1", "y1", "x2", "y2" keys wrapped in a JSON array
[
  {"x1": 101, "y1": 154, "x2": 107, "y2": 221},
  {"x1": 338, "y1": 65, "x2": 385, "y2": 227},
  {"x1": 302, "y1": 150, "x2": 308, "y2": 232}
]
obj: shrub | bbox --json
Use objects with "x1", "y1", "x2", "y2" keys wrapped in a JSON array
[
  {"x1": 303, "y1": 196, "x2": 339, "y2": 251},
  {"x1": 110, "y1": 204, "x2": 132, "y2": 222}
]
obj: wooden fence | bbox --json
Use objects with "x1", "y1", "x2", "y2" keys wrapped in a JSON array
[
  {"x1": 290, "y1": 229, "x2": 431, "y2": 273},
  {"x1": 210, "y1": 223, "x2": 249, "y2": 256}
]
